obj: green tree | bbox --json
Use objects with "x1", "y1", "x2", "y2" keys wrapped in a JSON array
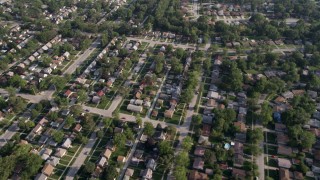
[
  {"x1": 52, "y1": 130, "x2": 64, "y2": 143},
  {"x1": 144, "y1": 122, "x2": 155, "y2": 136},
  {"x1": 176, "y1": 151, "x2": 190, "y2": 167},
  {"x1": 174, "y1": 166, "x2": 187, "y2": 180},
  {"x1": 84, "y1": 162, "x2": 95, "y2": 174},
  {"x1": 158, "y1": 140, "x2": 173, "y2": 155},
  {"x1": 247, "y1": 128, "x2": 263, "y2": 144},
  {"x1": 260, "y1": 102, "x2": 273, "y2": 126},
  {"x1": 300, "y1": 130, "x2": 316, "y2": 149},
  {"x1": 114, "y1": 133, "x2": 126, "y2": 148},
  {"x1": 192, "y1": 114, "x2": 202, "y2": 126},
  {"x1": 136, "y1": 114, "x2": 142, "y2": 126},
  {"x1": 181, "y1": 136, "x2": 193, "y2": 152}
]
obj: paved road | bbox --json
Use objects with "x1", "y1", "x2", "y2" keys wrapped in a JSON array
[
  {"x1": 63, "y1": 38, "x2": 101, "y2": 75},
  {"x1": 0, "y1": 121, "x2": 19, "y2": 148},
  {"x1": 146, "y1": 69, "x2": 170, "y2": 118},
  {"x1": 255, "y1": 120, "x2": 265, "y2": 180},
  {"x1": 65, "y1": 122, "x2": 103, "y2": 180},
  {"x1": 118, "y1": 130, "x2": 143, "y2": 180},
  {"x1": 126, "y1": 37, "x2": 209, "y2": 51},
  {"x1": 0, "y1": 88, "x2": 55, "y2": 103}
]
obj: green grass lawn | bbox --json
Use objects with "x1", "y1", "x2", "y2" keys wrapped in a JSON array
[
  {"x1": 264, "y1": 145, "x2": 277, "y2": 155},
  {"x1": 265, "y1": 132, "x2": 277, "y2": 144}
]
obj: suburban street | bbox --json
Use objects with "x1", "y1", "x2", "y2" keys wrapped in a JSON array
[
  {"x1": 117, "y1": 130, "x2": 143, "y2": 180},
  {"x1": 0, "y1": 121, "x2": 19, "y2": 148},
  {"x1": 63, "y1": 38, "x2": 101, "y2": 75},
  {"x1": 65, "y1": 122, "x2": 103, "y2": 180}
]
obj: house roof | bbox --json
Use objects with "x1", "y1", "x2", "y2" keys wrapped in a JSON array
[
  {"x1": 202, "y1": 115, "x2": 213, "y2": 125},
  {"x1": 294, "y1": 171, "x2": 304, "y2": 180},
  {"x1": 103, "y1": 149, "x2": 112, "y2": 159},
  {"x1": 232, "y1": 168, "x2": 246, "y2": 179},
  {"x1": 97, "y1": 90, "x2": 104, "y2": 97},
  {"x1": 277, "y1": 133, "x2": 289, "y2": 145},
  {"x1": 278, "y1": 145, "x2": 293, "y2": 156},
  {"x1": 125, "y1": 168, "x2": 134, "y2": 177},
  {"x1": 279, "y1": 168, "x2": 290, "y2": 180},
  {"x1": 42, "y1": 163, "x2": 54, "y2": 176},
  {"x1": 194, "y1": 146, "x2": 206, "y2": 156},
  {"x1": 234, "y1": 121, "x2": 246, "y2": 132},
  {"x1": 193, "y1": 158, "x2": 204, "y2": 170},
  {"x1": 188, "y1": 170, "x2": 208, "y2": 180},
  {"x1": 55, "y1": 148, "x2": 67, "y2": 158},
  {"x1": 73, "y1": 124, "x2": 82, "y2": 132},
  {"x1": 35, "y1": 173, "x2": 48, "y2": 180},
  {"x1": 117, "y1": 156, "x2": 126, "y2": 163},
  {"x1": 234, "y1": 142, "x2": 243, "y2": 154},
  {"x1": 164, "y1": 109, "x2": 174, "y2": 118},
  {"x1": 278, "y1": 158, "x2": 292, "y2": 168}
]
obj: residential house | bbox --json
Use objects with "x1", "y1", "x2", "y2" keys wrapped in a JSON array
[
  {"x1": 42, "y1": 163, "x2": 54, "y2": 176},
  {"x1": 92, "y1": 96, "x2": 101, "y2": 104},
  {"x1": 64, "y1": 90, "x2": 73, "y2": 98},
  {"x1": 154, "y1": 131, "x2": 166, "y2": 141},
  {"x1": 35, "y1": 173, "x2": 48, "y2": 180},
  {"x1": 61, "y1": 138, "x2": 72, "y2": 149},
  {"x1": 141, "y1": 169, "x2": 153, "y2": 179},
  {"x1": 146, "y1": 159, "x2": 156, "y2": 170},
  {"x1": 232, "y1": 168, "x2": 246, "y2": 180},
  {"x1": 277, "y1": 133, "x2": 289, "y2": 145},
  {"x1": 73, "y1": 124, "x2": 82, "y2": 133},
  {"x1": 97, "y1": 157, "x2": 107, "y2": 167},
  {"x1": 117, "y1": 156, "x2": 126, "y2": 163},
  {"x1": 127, "y1": 104, "x2": 143, "y2": 113},
  {"x1": 202, "y1": 115, "x2": 213, "y2": 125},
  {"x1": 125, "y1": 168, "x2": 134, "y2": 178},
  {"x1": 194, "y1": 146, "x2": 206, "y2": 156},
  {"x1": 164, "y1": 109, "x2": 174, "y2": 118},
  {"x1": 188, "y1": 170, "x2": 208, "y2": 180},
  {"x1": 102, "y1": 149, "x2": 112, "y2": 160},
  {"x1": 279, "y1": 168, "x2": 290, "y2": 180},
  {"x1": 193, "y1": 158, "x2": 204, "y2": 170},
  {"x1": 46, "y1": 157, "x2": 60, "y2": 167},
  {"x1": 278, "y1": 146, "x2": 293, "y2": 156},
  {"x1": 54, "y1": 148, "x2": 67, "y2": 158},
  {"x1": 33, "y1": 124, "x2": 43, "y2": 134},
  {"x1": 278, "y1": 158, "x2": 292, "y2": 169}
]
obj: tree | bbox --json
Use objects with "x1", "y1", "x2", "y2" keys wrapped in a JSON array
[
  {"x1": 136, "y1": 114, "x2": 142, "y2": 126},
  {"x1": 260, "y1": 102, "x2": 273, "y2": 126},
  {"x1": 247, "y1": 128, "x2": 263, "y2": 144},
  {"x1": 20, "y1": 153, "x2": 43, "y2": 179},
  {"x1": 176, "y1": 151, "x2": 190, "y2": 167},
  {"x1": 75, "y1": 133, "x2": 88, "y2": 144},
  {"x1": 144, "y1": 122, "x2": 155, "y2": 136},
  {"x1": 31, "y1": 109, "x2": 39, "y2": 119},
  {"x1": 8, "y1": 75, "x2": 26, "y2": 88},
  {"x1": 300, "y1": 130, "x2": 316, "y2": 149},
  {"x1": 159, "y1": 154, "x2": 174, "y2": 171},
  {"x1": 158, "y1": 140, "x2": 173, "y2": 155},
  {"x1": 181, "y1": 136, "x2": 193, "y2": 152},
  {"x1": 174, "y1": 166, "x2": 187, "y2": 180},
  {"x1": 97, "y1": 130, "x2": 104, "y2": 139},
  {"x1": 52, "y1": 130, "x2": 64, "y2": 143},
  {"x1": 124, "y1": 128, "x2": 134, "y2": 140},
  {"x1": 165, "y1": 125, "x2": 177, "y2": 137},
  {"x1": 77, "y1": 89, "x2": 87, "y2": 104},
  {"x1": 192, "y1": 114, "x2": 202, "y2": 126},
  {"x1": 103, "y1": 165, "x2": 118, "y2": 180},
  {"x1": 84, "y1": 162, "x2": 95, "y2": 174},
  {"x1": 114, "y1": 133, "x2": 126, "y2": 148},
  {"x1": 65, "y1": 115, "x2": 75, "y2": 127},
  {"x1": 70, "y1": 105, "x2": 83, "y2": 117}
]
